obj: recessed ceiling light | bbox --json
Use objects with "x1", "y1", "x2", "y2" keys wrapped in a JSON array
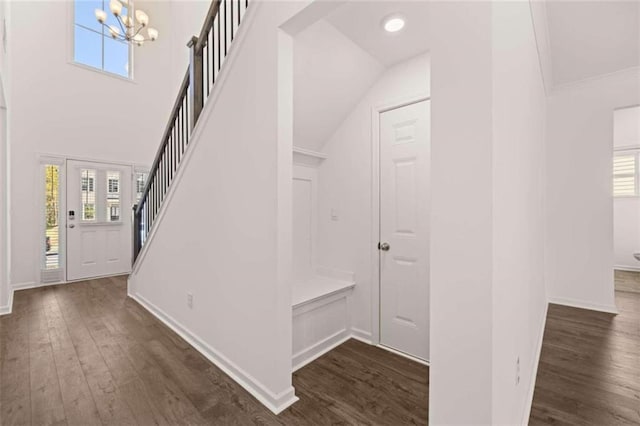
[{"x1": 383, "y1": 15, "x2": 405, "y2": 33}]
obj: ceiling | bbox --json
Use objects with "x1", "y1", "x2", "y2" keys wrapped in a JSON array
[
  {"x1": 325, "y1": 1, "x2": 431, "y2": 68},
  {"x1": 293, "y1": 19, "x2": 384, "y2": 151},
  {"x1": 544, "y1": 0, "x2": 639, "y2": 87}
]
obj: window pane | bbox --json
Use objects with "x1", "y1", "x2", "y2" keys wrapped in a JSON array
[
  {"x1": 44, "y1": 165, "x2": 60, "y2": 270},
  {"x1": 135, "y1": 172, "x2": 147, "y2": 202},
  {"x1": 74, "y1": 0, "x2": 103, "y2": 32},
  {"x1": 104, "y1": 37, "x2": 129, "y2": 77},
  {"x1": 106, "y1": 171, "x2": 121, "y2": 222},
  {"x1": 614, "y1": 154, "x2": 637, "y2": 197},
  {"x1": 81, "y1": 169, "x2": 97, "y2": 221},
  {"x1": 74, "y1": 25, "x2": 102, "y2": 70}
]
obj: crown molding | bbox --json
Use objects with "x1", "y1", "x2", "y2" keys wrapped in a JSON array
[{"x1": 549, "y1": 66, "x2": 640, "y2": 96}]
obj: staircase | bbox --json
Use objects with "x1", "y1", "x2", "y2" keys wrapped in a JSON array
[{"x1": 132, "y1": 0, "x2": 250, "y2": 262}]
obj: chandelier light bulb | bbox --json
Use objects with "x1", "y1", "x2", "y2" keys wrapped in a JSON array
[
  {"x1": 108, "y1": 25, "x2": 120, "y2": 39},
  {"x1": 109, "y1": 0, "x2": 122, "y2": 17},
  {"x1": 135, "y1": 10, "x2": 149, "y2": 26},
  {"x1": 94, "y1": 9, "x2": 107, "y2": 24},
  {"x1": 147, "y1": 27, "x2": 158, "y2": 41},
  {"x1": 121, "y1": 15, "x2": 133, "y2": 28},
  {"x1": 133, "y1": 35, "x2": 144, "y2": 46}
]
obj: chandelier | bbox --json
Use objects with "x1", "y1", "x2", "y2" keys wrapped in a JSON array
[{"x1": 94, "y1": 0, "x2": 158, "y2": 46}]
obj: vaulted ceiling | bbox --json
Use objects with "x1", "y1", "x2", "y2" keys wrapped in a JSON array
[
  {"x1": 292, "y1": 0, "x2": 639, "y2": 152},
  {"x1": 325, "y1": 1, "x2": 431, "y2": 68}
]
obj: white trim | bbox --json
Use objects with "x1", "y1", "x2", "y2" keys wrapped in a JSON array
[
  {"x1": 11, "y1": 281, "x2": 40, "y2": 291},
  {"x1": 36, "y1": 152, "x2": 147, "y2": 171},
  {"x1": 376, "y1": 344, "x2": 430, "y2": 366},
  {"x1": 614, "y1": 265, "x2": 640, "y2": 272},
  {"x1": 292, "y1": 146, "x2": 327, "y2": 167},
  {"x1": 0, "y1": 287, "x2": 13, "y2": 315},
  {"x1": 292, "y1": 329, "x2": 350, "y2": 372},
  {"x1": 548, "y1": 297, "x2": 619, "y2": 315},
  {"x1": 613, "y1": 145, "x2": 640, "y2": 153},
  {"x1": 67, "y1": 61, "x2": 137, "y2": 84},
  {"x1": 350, "y1": 327, "x2": 373, "y2": 344},
  {"x1": 292, "y1": 284, "x2": 354, "y2": 314},
  {"x1": 550, "y1": 66, "x2": 640, "y2": 96},
  {"x1": 370, "y1": 93, "x2": 430, "y2": 346},
  {"x1": 529, "y1": 0, "x2": 553, "y2": 95},
  {"x1": 130, "y1": 0, "x2": 261, "y2": 274},
  {"x1": 129, "y1": 290, "x2": 299, "y2": 415},
  {"x1": 521, "y1": 302, "x2": 548, "y2": 425}
]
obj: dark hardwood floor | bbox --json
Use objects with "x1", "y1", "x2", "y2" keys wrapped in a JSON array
[
  {"x1": 530, "y1": 289, "x2": 640, "y2": 425},
  {"x1": 0, "y1": 276, "x2": 429, "y2": 425}
]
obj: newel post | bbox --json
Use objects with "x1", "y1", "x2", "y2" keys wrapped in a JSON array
[{"x1": 188, "y1": 35, "x2": 204, "y2": 131}]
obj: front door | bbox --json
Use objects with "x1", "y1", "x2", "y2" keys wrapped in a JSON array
[
  {"x1": 379, "y1": 100, "x2": 430, "y2": 361},
  {"x1": 66, "y1": 160, "x2": 132, "y2": 281}
]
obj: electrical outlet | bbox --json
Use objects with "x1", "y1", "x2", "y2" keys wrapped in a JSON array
[
  {"x1": 515, "y1": 356, "x2": 521, "y2": 386},
  {"x1": 187, "y1": 293, "x2": 193, "y2": 309}
]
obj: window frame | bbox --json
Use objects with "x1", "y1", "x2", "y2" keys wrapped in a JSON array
[
  {"x1": 613, "y1": 150, "x2": 640, "y2": 198},
  {"x1": 70, "y1": 0, "x2": 135, "y2": 80}
]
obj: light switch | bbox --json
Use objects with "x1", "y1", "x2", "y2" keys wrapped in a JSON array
[{"x1": 331, "y1": 208, "x2": 339, "y2": 221}]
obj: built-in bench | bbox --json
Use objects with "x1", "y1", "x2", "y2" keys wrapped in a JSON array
[{"x1": 292, "y1": 268, "x2": 355, "y2": 371}]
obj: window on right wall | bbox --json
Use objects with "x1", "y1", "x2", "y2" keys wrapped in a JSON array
[
  {"x1": 73, "y1": 0, "x2": 131, "y2": 78},
  {"x1": 614, "y1": 152, "x2": 638, "y2": 197}
]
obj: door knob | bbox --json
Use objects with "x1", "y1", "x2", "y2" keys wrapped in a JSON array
[
  {"x1": 379, "y1": 242, "x2": 390, "y2": 251},
  {"x1": 68, "y1": 224, "x2": 75, "y2": 229}
]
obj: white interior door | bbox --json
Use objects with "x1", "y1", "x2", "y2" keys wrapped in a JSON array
[
  {"x1": 66, "y1": 160, "x2": 132, "y2": 281},
  {"x1": 379, "y1": 99, "x2": 430, "y2": 361}
]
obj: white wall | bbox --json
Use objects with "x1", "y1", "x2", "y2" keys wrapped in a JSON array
[
  {"x1": 428, "y1": 2, "x2": 494, "y2": 423},
  {"x1": 0, "y1": 0, "x2": 7, "y2": 86},
  {"x1": 0, "y1": 77, "x2": 7, "y2": 312},
  {"x1": 491, "y1": 2, "x2": 547, "y2": 424},
  {"x1": 613, "y1": 106, "x2": 640, "y2": 270},
  {"x1": 293, "y1": 19, "x2": 384, "y2": 152},
  {"x1": 6, "y1": 0, "x2": 206, "y2": 287},
  {"x1": 168, "y1": 0, "x2": 212, "y2": 87},
  {"x1": 546, "y1": 68, "x2": 640, "y2": 311},
  {"x1": 129, "y1": 0, "x2": 309, "y2": 414},
  {"x1": 429, "y1": 2, "x2": 548, "y2": 423},
  {"x1": 314, "y1": 53, "x2": 430, "y2": 339},
  {"x1": 0, "y1": 0, "x2": 8, "y2": 312}
]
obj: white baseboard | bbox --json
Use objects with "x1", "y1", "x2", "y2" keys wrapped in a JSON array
[
  {"x1": 0, "y1": 288, "x2": 12, "y2": 315},
  {"x1": 292, "y1": 329, "x2": 351, "y2": 372},
  {"x1": 129, "y1": 291, "x2": 298, "y2": 415},
  {"x1": 522, "y1": 302, "x2": 548, "y2": 425},
  {"x1": 376, "y1": 344, "x2": 430, "y2": 366},
  {"x1": 548, "y1": 296, "x2": 619, "y2": 314},
  {"x1": 350, "y1": 327, "x2": 373, "y2": 344},
  {"x1": 11, "y1": 281, "x2": 39, "y2": 291}
]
